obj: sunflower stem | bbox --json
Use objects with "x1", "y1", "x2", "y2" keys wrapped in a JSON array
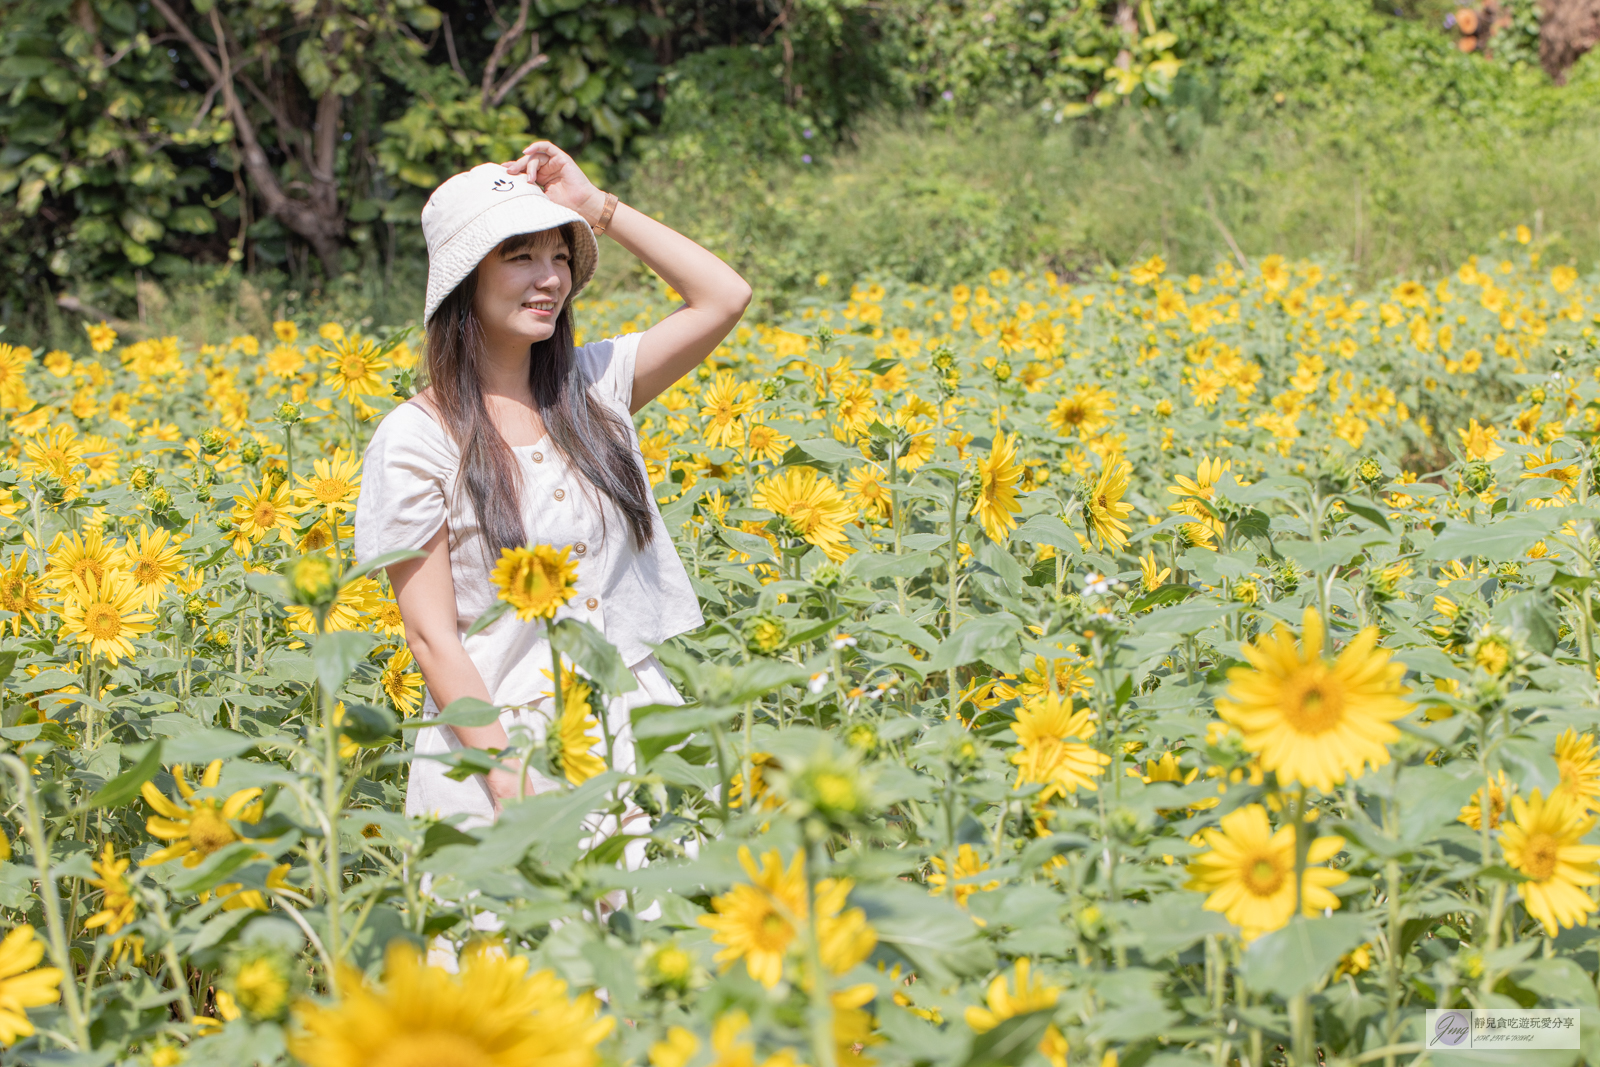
[
  {"x1": 318, "y1": 670, "x2": 345, "y2": 972},
  {"x1": 804, "y1": 836, "x2": 839, "y2": 1067},
  {"x1": 1289, "y1": 782, "x2": 1313, "y2": 1066},
  {"x1": 2, "y1": 754, "x2": 90, "y2": 1049},
  {"x1": 145, "y1": 887, "x2": 196, "y2": 1023},
  {"x1": 947, "y1": 472, "x2": 963, "y2": 723}
]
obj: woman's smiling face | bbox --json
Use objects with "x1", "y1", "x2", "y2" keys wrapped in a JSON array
[{"x1": 472, "y1": 227, "x2": 573, "y2": 346}]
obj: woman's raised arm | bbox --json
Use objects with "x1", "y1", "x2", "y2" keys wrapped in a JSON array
[{"x1": 505, "y1": 141, "x2": 753, "y2": 412}]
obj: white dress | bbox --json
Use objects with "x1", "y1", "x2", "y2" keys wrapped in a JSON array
[{"x1": 353, "y1": 332, "x2": 705, "y2": 826}]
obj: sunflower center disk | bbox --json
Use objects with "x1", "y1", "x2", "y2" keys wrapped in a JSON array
[
  {"x1": 189, "y1": 807, "x2": 239, "y2": 855},
  {"x1": 758, "y1": 910, "x2": 792, "y2": 946},
  {"x1": 1523, "y1": 833, "x2": 1560, "y2": 881},
  {"x1": 84, "y1": 605, "x2": 122, "y2": 639},
  {"x1": 377, "y1": 1032, "x2": 499, "y2": 1067},
  {"x1": 1244, "y1": 856, "x2": 1286, "y2": 897},
  {"x1": 1282, "y1": 667, "x2": 1344, "y2": 735}
]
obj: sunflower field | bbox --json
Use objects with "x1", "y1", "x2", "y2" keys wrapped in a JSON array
[{"x1": 0, "y1": 230, "x2": 1598, "y2": 1067}]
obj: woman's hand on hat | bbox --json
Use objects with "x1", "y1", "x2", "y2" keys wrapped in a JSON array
[{"x1": 504, "y1": 140, "x2": 608, "y2": 226}]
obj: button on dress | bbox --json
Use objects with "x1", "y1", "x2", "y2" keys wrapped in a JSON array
[{"x1": 354, "y1": 332, "x2": 704, "y2": 825}]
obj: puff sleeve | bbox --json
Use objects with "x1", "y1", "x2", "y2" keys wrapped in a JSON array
[
  {"x1": 353, "y1": 403, "x2": 457, "y2": 564},
  {"x1": 576, "y1": 332, "x2": 642, "y2": 411}
]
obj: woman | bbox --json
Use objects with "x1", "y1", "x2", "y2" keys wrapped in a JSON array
[{"x1": 354, "y1": 141, "x2": 751, "y2": 826}]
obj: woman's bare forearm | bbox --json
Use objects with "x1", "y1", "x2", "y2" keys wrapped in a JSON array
[
  {"x1": 407, "y1": 636, "x2": 509, "y2": 751},
  {"x1": 588, "y1": 198, "x2": 750, "y2": 316}
]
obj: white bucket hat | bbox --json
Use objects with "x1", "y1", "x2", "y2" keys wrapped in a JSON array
[{"x1": 420, "y1": 162, "x2": 599, "y2": 326}]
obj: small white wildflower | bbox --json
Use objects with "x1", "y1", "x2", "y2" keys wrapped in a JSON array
[
  {"x1": 831, "y1": 633, "x2": 858, "y2": 650},
  {"x1": 1084, "y1": 572, "x2": 1112, "y2": 595},
  {"x1": 808, "y1": 671, "x2": 830, "y2": 694}
]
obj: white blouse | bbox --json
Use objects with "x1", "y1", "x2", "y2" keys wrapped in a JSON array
[{"x1": 353, "y1": 331, "x2": 703, "y2": 822}]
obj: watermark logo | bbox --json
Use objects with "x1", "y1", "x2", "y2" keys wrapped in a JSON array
[
  {"x1": 1430, "y1": 1010, "x2": 1470, "y2": 1047},
  {"x1": 1424, "y1": 1009, "x2": 1580, "y2": 1051}
]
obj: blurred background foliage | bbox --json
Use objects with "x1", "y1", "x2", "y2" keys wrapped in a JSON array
[{"x1": 4, "y1": 0, "x2": 1600, "y2": 340}]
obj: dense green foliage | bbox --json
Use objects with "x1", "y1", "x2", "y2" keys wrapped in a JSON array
[{"x1": 4, "y1": 0, "x2": 1600, "y2": 340}]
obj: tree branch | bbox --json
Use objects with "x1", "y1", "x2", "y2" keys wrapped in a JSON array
[
  {"x1": 146, "y1": 0, "x2": 344, "y2": 274},
  {"x1": 442, "y1": 15, "x2": 465, "y2": 80},
  {"x1": 487, "y1": 34, "x2": 549, "y2": 108},
  {"x1": 480, "y1": 0, "x2": 532, "y2": 108}
]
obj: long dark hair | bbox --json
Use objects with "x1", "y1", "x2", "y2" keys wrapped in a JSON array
[{"x1": 423, "y1": 224, "x2": 655, "y2": 555}]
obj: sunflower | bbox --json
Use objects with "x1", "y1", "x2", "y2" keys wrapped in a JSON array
[
  {"x1": 1500, "y1": 789, "x2": 1600, "y2": 935},
  {"x1": 752, "y1": 467, "x2": 857, "y2": 562},
  {"x1": 0, "y1": 345, "x2": 33, "y2": 410},
  {"x1": 844, "y1": 464, "x2": 892, "y2": 522},
  {"x1": 297, "y1": 519, "x2": 354, "y2": 555},
  {"x1": 85, "y1": 320, "x2": 118, "y2": 352},
  {"x1": 1184, "y1": 804, "x2": 1348, "y2": 941},
  {"x1": 44, "y1": 528, "x2": 118, "y2": 590},
  {"x1": 113, "y1": 525, "x2": 182, "y2": 609},
  {"x1": 698, "y1": 846, "x2": 808, "y2": 989},
  {"x1": 1008, "y1": 693, "x2": 1110, "y2": 801},
  {"x1": 744, "y1": 421, "x2": 792, "y2": 464},
  {"x1": 80, "y1": 433, "x2": 121, "y2": 486},
  {"x1": 380, "y1": 646, "x2": 424, "y2": 717},
  {"x1": 233, "y1": 478, "x2": 299, "y2": 550},
  {"x1": 992, "y1": 654, "x2": 1093, "y2": 703},
  {"x1": 698, "y1": 372, "x2": 756, "y2": 449},
  {"x1": 1085, "y1": 452, "x2": 1134, "y2": 550},
  {"x1": 927, "y1": 844, "x2": 999, "y2": 906},
  {"x1": 814, "y1": 875, "x2": 877, "y2": 975},
  {"x1": 1553, "y1": 729, "x2": 1600, "y2": 813},
  {"x1": 293, "y1": 448, "x2": 362, "y2": 523},
  {"x1": 1047, "y1": 384, "x2": 1114, "y2": 439},
  {"x1": 0, "y1": 925, "x2": 63, "y2": 1046},
  {"x1": 1166, "y1": 456, "x2": 1229, "y2": 546},
  {"x1": 974, "y1": 430, "x2": 1023, "y2": 543},
  {"x1": 729, "y1": 752, "x2": 777, "y2": 810},
  {"x1": 321, "y1": 335, "x2": 390, "y2": 402},
  {"x1": 833, "y1": 383, "x2": 877, "y2": 439},
  {"x1": 22, "y1": 424, "x2": 86, "y2": 484},
  {"x1": 491, "y1": 545, "x2": 580, "y2": 621},
  {"x1": 84, "y1": 844, "x2": 138, "y2": 936},
  {"x1": 1216, "y1": 608, "x2": 1412, "y2": 792},
  {"x1": 59, "y1": 572, "x2": 156, "y2": 664},
  {"x1": 266, "y1": 344, "x2": 306, "y2": 379},
  {"x1": 1141, "y1": 550, "x2": 1172, "y2": 591},
  {"x1": 289, "y1": 940, "x2": 613, "y2": 1067},
  {"x1": 965, "y1": 959, "x2": 1068, "y2": 1067},
  {"x1": 1459, "y1": 769, "x2": 1512, "y2": 830},
  {"x1": 543, "y1": 663, "x2": 605, "y2": 785},
  {"x1": 285, "y1": 576, "x2": 383, "y2": 634},
  {"x1": 0, "y1": 556, "x2": 43, "y2": 635},
  {"x1": 140, "y1": 760, "x2": 265, "y2": 868}
]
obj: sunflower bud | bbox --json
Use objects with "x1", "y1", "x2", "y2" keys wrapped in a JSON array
[
  {"x1": 1356, "y1": 457, "x2": 1383, "y2": 486},
  {"x1": 240, "y1": 439, "x2": 263, "y2": 465},
  {"x1": 742, "y1": 613, "x2": 787, "y2": 656},
  {"x1": 845, "y1": 722, "x2": 878, "y2": 754},
  {"x1": 809, "y1": 560, "x2": 842, "y2": 590},
  {"x1": 287, "y1": 554, "x2": 338, "y2": 608},
  {"x1": 183, "y1": 595, "x2": 208, "y2": 625},
  {"x1": 200, "y1": 428, "x2": 227, "y2": 456},
  {"x1": 222, "y1": 944, "x2": 296, "y2": 1021},
  {"x1": 644, "y1": 942, "x2": 696, "y2": 995},
  {"x1": 274, "y1": 402, "x2": 303, "y2": 427}
]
